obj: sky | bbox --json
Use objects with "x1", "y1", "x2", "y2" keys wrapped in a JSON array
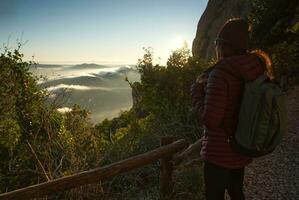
[{"x1": 0, "y1": 0, "x2": 208, "y2": 65}]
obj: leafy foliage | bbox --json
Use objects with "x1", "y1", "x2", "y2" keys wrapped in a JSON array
[
  {"x1": 249, "y1": 0, "x2": 299, "y2": 77},
  {"x1": 0, "y1": 49, "x2": 102, "y2": 197},
  {"x1": 135, "y1": 46, "x2": 209, "y2": 139}
]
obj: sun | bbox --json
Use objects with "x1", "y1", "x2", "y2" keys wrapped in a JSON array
[{"x1": 170, "y1": 35, "x2": 185, "y2": 50}]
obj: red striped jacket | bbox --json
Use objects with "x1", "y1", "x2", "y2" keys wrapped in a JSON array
[{"x1": 191, "y1": 53, "x2": 265, "y2": 169}]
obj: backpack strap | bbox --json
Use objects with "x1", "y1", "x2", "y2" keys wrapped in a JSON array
[{"x1": 253, "y1": 74, "x2": 268, "y2": 86}]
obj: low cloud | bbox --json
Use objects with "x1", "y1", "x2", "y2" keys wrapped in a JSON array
[{"x1": 46, "y1": 84, "x2": 130, "y2": 92}]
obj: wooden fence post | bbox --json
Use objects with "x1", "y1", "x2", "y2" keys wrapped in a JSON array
[{"x1": 160, "y1": 136, "x2": 175, "y2": 200}]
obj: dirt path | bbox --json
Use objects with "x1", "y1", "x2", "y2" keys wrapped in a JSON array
[{"x1": 244, "y1": 85, "x2": 299, "y2": 200}]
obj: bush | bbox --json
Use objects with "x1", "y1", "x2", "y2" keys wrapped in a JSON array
[
  {"x1": 0, "y1": 49, "x2": 102, "y2": 197},
  {"x1": 249, "y1": 0, "x2": 299, "y2": 77},
  {"x1": 90, "y1": 46, "x2": 210, "y2": 199}
]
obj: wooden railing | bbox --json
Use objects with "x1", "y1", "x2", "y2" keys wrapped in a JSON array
[{"x1": 0, "y1": 137, "x2": 202, "y2": 200}]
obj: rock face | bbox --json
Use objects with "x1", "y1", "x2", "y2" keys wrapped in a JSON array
[{"x1": 192, "y1": 0, "x2": 251, "y2": 59}]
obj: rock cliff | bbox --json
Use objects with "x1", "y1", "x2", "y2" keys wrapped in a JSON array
[{"x1": 192, "y1": 0, "x2": 251, "y2": 59}]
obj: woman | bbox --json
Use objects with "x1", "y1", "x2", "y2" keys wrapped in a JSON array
[{"x1": 191, "y1": 18, "x2": 273, "y2": 200}]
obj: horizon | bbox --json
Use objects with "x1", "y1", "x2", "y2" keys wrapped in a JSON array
[
  {"x1": 33, "y1": 61, "x2": 137, "y2": 66},
  {"x1": 0, "y1": 0, "x2": 208, "y2": 65}
]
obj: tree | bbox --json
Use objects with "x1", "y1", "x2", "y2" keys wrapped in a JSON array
[{"x1": 249, "y1": 0, "x2": 299, "y2": 77}]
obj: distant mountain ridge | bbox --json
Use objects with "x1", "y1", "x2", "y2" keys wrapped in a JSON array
[
  {"x1": 31, "y1": 64, "x2": 64, "y2": 68},
  {"x1": 70, "y1": 63, "x2": 107, "y2": 69},
  {"x1": 31, "y1": 63, "x2": 113, "y2": 69}
]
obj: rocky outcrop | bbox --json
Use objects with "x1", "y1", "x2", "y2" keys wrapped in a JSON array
[
  {"x1": 131, "y1": 82, "x2": 142, "y2": 107},
  {"x1": 192, "y1": 0, "x2": 251, "y2": 59},
  {"x1": 131, "y1": 82, "x2": 148, "y2": 118}
]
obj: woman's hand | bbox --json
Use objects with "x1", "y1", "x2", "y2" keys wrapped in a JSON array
[{"x1": 196, "y1": 73, "x2": 209, "y2": 85}]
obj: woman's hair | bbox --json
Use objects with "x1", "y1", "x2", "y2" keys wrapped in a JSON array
[{"x1": 251, "y1": 49, "x2": 274, "y2": 80}]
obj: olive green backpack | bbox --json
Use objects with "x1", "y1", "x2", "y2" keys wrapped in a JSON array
[{"x1": 229, "y1": 74, "x2": 287, "y2": 157}]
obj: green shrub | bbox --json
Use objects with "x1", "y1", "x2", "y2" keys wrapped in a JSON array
[{"x1": 249, "y1": 0, "x2": 299, "y2": 77}]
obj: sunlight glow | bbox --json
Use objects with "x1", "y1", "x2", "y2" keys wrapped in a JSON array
[{"x1": 170, "y1": 35, "x2": 185, "y2": 50}]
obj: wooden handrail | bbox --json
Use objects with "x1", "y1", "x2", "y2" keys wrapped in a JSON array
[
  {"x1": 0, "y1": 139, "x2": 187, "y2": 200},
  {"x1": 172, "y1": 138, "x2": 202, "y2": 166}
]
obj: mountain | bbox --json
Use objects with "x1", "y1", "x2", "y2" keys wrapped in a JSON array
[
  {"x1": 30, "y1": 64, "x2": 64, "y2": 68},
  {"x1": 68, "y1": 63, "x2": 107, "y2": 70}
]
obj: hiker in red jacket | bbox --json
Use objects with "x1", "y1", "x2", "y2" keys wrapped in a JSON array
[{"x1": 191, "y1": 18, "x2": 273, "y2": 200}]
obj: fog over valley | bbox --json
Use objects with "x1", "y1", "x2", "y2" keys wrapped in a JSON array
[{"x1": 30, "y1": 63, "x2": 140, "y2": 123}]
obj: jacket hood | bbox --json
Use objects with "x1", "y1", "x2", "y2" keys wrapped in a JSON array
[{"x1": 222, "y1": 50, "x2": 273, "y2": 82}]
